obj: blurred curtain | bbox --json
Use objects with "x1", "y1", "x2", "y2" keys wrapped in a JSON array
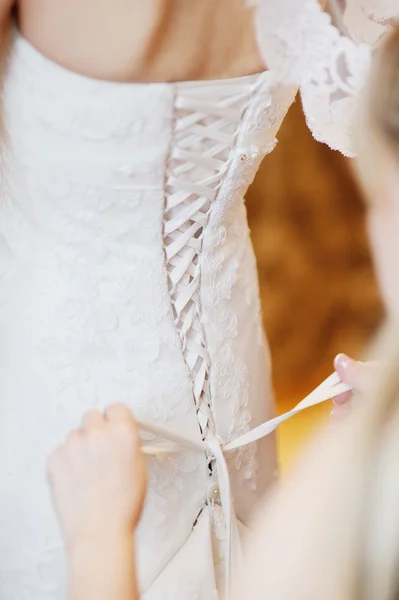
[{"x1": 246, "y1": 100, "x2": 382, "y2": 393}]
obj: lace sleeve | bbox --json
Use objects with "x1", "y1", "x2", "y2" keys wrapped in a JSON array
[{"x1": 253, "y1": 0, "x2": 397, "y2": 156}]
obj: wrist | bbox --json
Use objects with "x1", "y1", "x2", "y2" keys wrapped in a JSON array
[
  {"x1": 67, "y1": 530, "x2": 138, "y2": 600},
  {"x1": 68, "y1": 528, "x2": 134, "y2": 558}
]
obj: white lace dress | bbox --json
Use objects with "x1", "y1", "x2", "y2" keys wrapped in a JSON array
[{"x1": 0, "y1": 2, "x2": 395, "y2": 598}]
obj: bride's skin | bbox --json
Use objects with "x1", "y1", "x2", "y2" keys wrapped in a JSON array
[
  {"x1": 18, "y1": 0, "x2": 263, "y2": 82},
  {"x1": 0, "y1": 0, "x2": 326, "y2": 83}
]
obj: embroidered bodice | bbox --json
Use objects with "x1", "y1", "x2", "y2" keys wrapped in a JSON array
[{"x1": 0, "y1": 32, "x2": 296, "y2": 599}]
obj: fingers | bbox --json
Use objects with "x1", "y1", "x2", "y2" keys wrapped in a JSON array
[
  {"x1": 81, "y1": 405, "x2": 135, "y2": 430},
  {"x1": 48, "y1": 404, "x2": 137, "y2": 468},
  {"x1": 66, "y1": 428, "x2": 84, "y2": 444},
  {"x1": 82, "y1": 409, "x2": 104, "y2": 429},
  {"x1": 331, "y1": 403, "x2": 351, "y2": 420},
  {"x1": 105, "y1": 403, "x2": 135, "y2": 425},
  {"x1": 333, "y1": 390, "x2": 352, "y2": 406},
  {"x1": 105, "y1": 404, "x2": 140, "y2": 449},
  {"x1": 334, "y1": 354, "x2": 371, "y2": 393},
  {"x1": 46, "y1": 431, "x2": 82, "y2": 482}
]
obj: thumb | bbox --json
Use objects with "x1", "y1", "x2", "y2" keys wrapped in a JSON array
[{"x1": 334, "y1": 354, "x2": 369, "y2": 393}]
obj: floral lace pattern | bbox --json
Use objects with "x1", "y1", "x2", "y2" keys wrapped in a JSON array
[
  {"x1": 3, "y1": 1, "x2": 391, "y2": 592},
  {"x1": 163, "y1": 79, "x2": 258, "y2": 477},
  {"x1": 254, "y1": 0, "x2": 394, "y2": 155},
  {"x1": 201, "y1": 74, "x2": 295, "y2": 508},
  {"x1": 0, "y1": 33, "x2": 293, "y2": 599}
]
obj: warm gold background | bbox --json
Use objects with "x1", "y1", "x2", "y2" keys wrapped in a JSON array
[{"x1": 246, "y1": 99, "x2": 383, "y2": 467}]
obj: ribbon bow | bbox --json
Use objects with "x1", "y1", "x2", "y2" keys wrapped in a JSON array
[{"x1": 137, "y1": 372, "x2": 351, "y2": 596}]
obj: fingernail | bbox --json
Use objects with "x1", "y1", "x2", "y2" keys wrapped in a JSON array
[
  {"x1": 334, "y1": 353, "x2": 351, "y2": 371},
  {"x1": 332, "y1": 394, "x2": 347, "y2": 406}
]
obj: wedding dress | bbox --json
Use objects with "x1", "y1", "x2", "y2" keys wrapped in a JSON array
[{"x1": 0, "y1": 1, "x2": 396, "y2": 598}]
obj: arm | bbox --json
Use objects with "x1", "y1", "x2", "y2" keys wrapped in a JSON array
[
  {"x1": 69, "y1": 534, "x2": 139, "y2": 600},
  {"x1": 332, "y1": 354, "x2": 379, "y2": 416},
  {"x1": 47, "y1": 404, "x2": 147, "y2": 600},
  {"x1": 230, "y1": 414, "x2": 359, "y2": 600}
]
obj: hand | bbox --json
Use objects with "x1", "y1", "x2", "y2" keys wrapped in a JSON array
[
  {"x1": 332, "y1": 354, "x2": 378, "y2": 418},
  {"x1": 47, "y1": 404, "x2": 147, "y2": 551}
]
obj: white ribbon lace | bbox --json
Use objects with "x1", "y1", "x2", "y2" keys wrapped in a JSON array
[
  {"x1": 163, "y1": 79, "x2": 262, "y2": 483},
  {"x1": 137, "y1": 372, "x2": 351, "y2": 595}
]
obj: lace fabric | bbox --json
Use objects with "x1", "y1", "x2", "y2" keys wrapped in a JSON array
[
  {"x1": 163, "y1": 80, "x2": 257, "y2": 464},
  {"x1": 253, "y1": 0, "x2": 397, "y2": 155},
  {"x1": 0, "y1": 32, "x2": 295, "y2": 599},
  {"x1": 2, "y1": 3, "x2": 392, "y2": 595}
]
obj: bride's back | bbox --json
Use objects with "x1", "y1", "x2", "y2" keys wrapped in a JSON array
[{"x1": 17, "y1": 0, "x2": 264, "y2": 82}]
